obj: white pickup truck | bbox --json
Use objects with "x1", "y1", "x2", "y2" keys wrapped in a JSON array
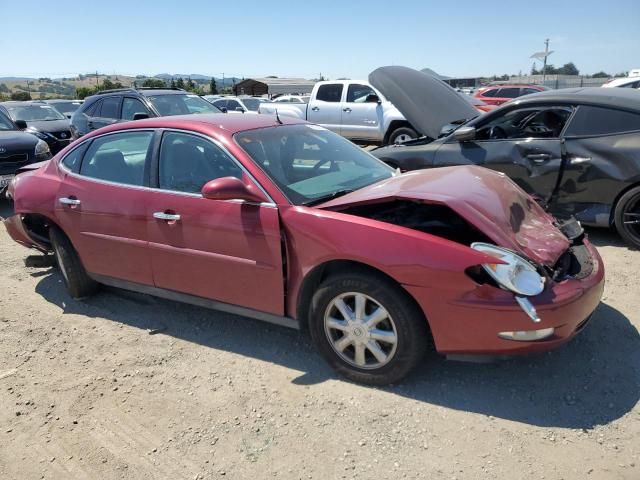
[{"x1": 259, "y1": 80, "x2": 419, "y2": 144}]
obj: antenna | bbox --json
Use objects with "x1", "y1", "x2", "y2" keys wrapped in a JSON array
[{"x1": 275, "y1": 108, "x2": 283, "y2": 125}]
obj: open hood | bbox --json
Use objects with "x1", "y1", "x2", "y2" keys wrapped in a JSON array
[
  {"x1": 318, "y1": 166, "x2": 569, "y2": 267},
  {"x1": 369, "y1": 66, "x2": 479, "y2": 139}
]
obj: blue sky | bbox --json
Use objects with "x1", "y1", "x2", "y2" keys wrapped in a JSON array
[{"x1": 1, "y1": 0, "x2": 638, "y2": 79}]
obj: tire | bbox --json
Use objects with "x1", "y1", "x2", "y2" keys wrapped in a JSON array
[
  {"x1": 309, "y1": 271, "x2": 430, "y2": 385},
  {"x1": 49, "y1": 226, "x2": 98, "y2": 298},
  {"x1": 388, "y1": 126, "x2": 418, "y2": 145},
  {"x1": 614, "y1": 186, "x2": 640, "y2": 249}
]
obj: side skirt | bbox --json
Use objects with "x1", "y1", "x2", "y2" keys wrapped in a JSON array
[{"x1": 89, "y1": 273, "x2": 300, "y2": 330}]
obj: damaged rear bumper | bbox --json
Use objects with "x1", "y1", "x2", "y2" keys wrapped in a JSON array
[
  {"x1": 404, "y1": 239, "x2": 605, "y2": 355},
  {"x1": 3, "y1": 214, "x2": 49, "y2": 252}
]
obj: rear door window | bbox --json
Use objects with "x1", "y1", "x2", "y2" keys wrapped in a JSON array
[
  {"x1": 98, "y1": 96, "x2": 121, "y2": 119},
  {"x1": 497, "y1": 88, "x2": 521, "y2": 98},
  {"x1": 316, "y1": 84, "x2": 343, "y2": 102},
  {"x1": 564, "y1": 106, "x2": 640, "y2": 136},
  {"x1": 79, "y1": 131, "x2": 153, "y2": 185},
  {"x1": 481, "y1": 89, "x2": 498, "y2": 98}
]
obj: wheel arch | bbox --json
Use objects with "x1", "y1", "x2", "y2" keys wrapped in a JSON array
[
  {"x1": 295, "y1": 259, "x2": 429, "y2": 334},
  {"x1": 383, "y1": 120, "x2": 417, "y2": 145},
  {"x1": 610, "y1": 181, "x2": 640, "y2": 226}
]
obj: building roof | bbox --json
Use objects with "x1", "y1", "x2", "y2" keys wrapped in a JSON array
[{"x1": 234, "y1": 77, "x2": 316, "y2": 96}]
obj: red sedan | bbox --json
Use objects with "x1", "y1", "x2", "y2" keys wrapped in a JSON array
[
  {"x1": 474, "y1": 84, "x2": 547, "y2": 106},
  {"x1": 4, "y1": 114, "x2": 604, "y2": 384}
]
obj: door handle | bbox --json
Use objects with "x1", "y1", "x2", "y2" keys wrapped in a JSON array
[
  {"x1": 343, "y1": 107, "x2": 352, "y2": 113},
  {"x1": 153, "y1": 212, "x2": 181, "y2": 221},
  {"x1": 311, "y1": 106, "x2": 320, "y2": 112},
  {"x1": 526, "y1": 153, "x2": 551, "y2": 164},
  {"x1": 59, "y1": 197, "x2": 81, "y2": 206}
]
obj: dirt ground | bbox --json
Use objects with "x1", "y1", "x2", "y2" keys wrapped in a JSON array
[{"x1": 0, "y1": 197, "x2": 638, "y2": 480}]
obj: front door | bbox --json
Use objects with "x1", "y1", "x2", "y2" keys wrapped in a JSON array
[
  {"x1": 340, "y1": 83, "x2": 381, "y2": 141},
  {"x1": 146, "y1": 130, "x2": 285, "y2": 315},
  {"x1": 435, "y1": 105, "x2": 574, "y2": 201},
  {"x1": 307, "y1": 83, "x2": 344, "y2": 134},
  {"x1": 55, "y1": 130, "x2": 155, "y2": 284}
]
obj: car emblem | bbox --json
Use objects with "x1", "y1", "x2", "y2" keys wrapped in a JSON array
[
  {"x1": 0, "y1": 147, "x2": 6, "y2": 154},
  {"x1": 60, "y1": 132, "x2": 67, "y2": 139}
]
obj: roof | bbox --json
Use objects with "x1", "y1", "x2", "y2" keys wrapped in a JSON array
[
  {"x1": 513, "y1": 87, "x2": 640, "y2": 112},
  {"x1": 83, "y1": 113, "x2": 308, "y2": 139}
]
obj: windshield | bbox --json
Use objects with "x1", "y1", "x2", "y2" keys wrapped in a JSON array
[
  {"x1": 235, "y1": 124, "x2": 395, "y2": 205},
  {"x1": 7, "y1": 104, "x2": 66, "y2": 121},
  {"x1": 148, "y1": 94, "x2": 221, "y2": 116},
  {"x1": 49, "y1": 101, "x2": 82, "y2": 115},
  {"x1": 240, "y1": 98, "x2": 268, "y2": 111},
  {"x1": 0, "y1": 111, "x2": 16, "y2": 130}
]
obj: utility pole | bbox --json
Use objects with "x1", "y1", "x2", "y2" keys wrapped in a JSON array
[{"x1": 542, "y1": 38, "x2": 550, "y2": 82}]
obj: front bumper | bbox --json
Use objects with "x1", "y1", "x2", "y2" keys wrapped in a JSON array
[{"x1": 405, "y1": 239, "x2": 605, "y2": 355}]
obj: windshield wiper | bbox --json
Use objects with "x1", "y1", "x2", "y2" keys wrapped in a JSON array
[{"x1": 302, "y1": 189, "x2": 355, "y2": 207}]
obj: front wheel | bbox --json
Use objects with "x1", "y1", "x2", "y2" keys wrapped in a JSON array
[
  {"x1": 388, "y1": 126, "x2": 418, "y2": 145},
  {"x1": 309, "y1": 272, "x2": 430, "y2": 385},
  {"x1": 614, "y1": 186, "x2": 640, "y2": 249}
]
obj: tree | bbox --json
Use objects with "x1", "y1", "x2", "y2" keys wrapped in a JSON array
[
  {"x1": 175, "y1": 77, "x2": 185, "y2": 89},
  {"x1": 209, "y1": 77, "x2": 218, "y2": 94},
  {"x1": 142, "y1": 78, "x2": 166, "y2": 88},
  {"x1": 186, "y1": 77, "x2": 196, "y2": 92},
  {"x1": 591, "y1": 71, "x2": 610, "y2": 78},
  {"x1": 75, "y1": 87, "x2": 95, "y2": 99},
  {"x1": 557, "y1": 62, "x2": 579, "y2": 75},
  {"x1": 0, "y1": 83, "x2": 9, "y2": 93},
  {"x1": 11, "y1": 91, "x2": 31, "y2": 101},
  {"x1": 170, "y1": 78, "x2": 176, "y2": 89}
]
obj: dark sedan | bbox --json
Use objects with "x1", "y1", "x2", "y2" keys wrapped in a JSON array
[
  {"x1": 0, "y1": 101, "x2": 72, "y2": 154},
  {"x1": 370, "y1": 66, "x2": 640, "y2": 248}
]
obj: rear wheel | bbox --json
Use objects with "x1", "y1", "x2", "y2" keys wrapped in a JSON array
[
  {"x1": 49, "y1": 226, "x2": 98, "y2": 298},
  {"x1": 388, "y1": 126, "x2": 418, "y2": 145},
  {"x1": 309, "y1": 271, "x2": 429, "y2": 385},
  {"x1": 614, "y1": 186, "x2": 640, "y2": 249}
]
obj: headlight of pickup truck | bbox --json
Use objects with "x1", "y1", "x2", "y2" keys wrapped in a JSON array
[
  {"x1": 471, "y1": 242, "x2": 545, "y2": 296},
  {"x1": 34, "y1": 139, "x2": 51, "y2": 158}
]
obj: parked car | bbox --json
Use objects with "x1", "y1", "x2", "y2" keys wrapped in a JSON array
[
  {"x1": 0, "y1": 108, "x2": 51, "y2": 192},
  {"x1": 5, "y1": 114, "x2": 604, "y2": 384},
  {"x1": 211, "y1": 96, "x2": 271, "y2": 114},
  {"x1": 474, "y1": 84, "x2": 547, "y2": 106},
  {"x1": 272, "y1": 95, "x2": 311, "y2": 104},
  {"x1": 602, "y1": 76, "x2": 640, "y2": 89},
  {"x1": 0, "y1": 101, "x2": 72, "y2": 154},
  {"x1": 371, "y1": 66, "x2": 640, "y2": 248},
  {"x1": 259, "y1": 79, "x2": 418, "y2": 145},
  {"x1": 70, "y1": 87, "x2": 222, "y2": 139},
  {"x1": 202, "y1": 94, "x2": 223, "y2": 103},
  {"x1": 44, "y1": 99, "x2": 84, "y2": 118}
]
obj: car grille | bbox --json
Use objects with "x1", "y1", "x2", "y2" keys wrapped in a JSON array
[
  {"x1": 51, "y1": 131, "x2": 71, "y2": 140},
  {"x1": 0, "y1": 153, "x2": 28, "y2": 164}
]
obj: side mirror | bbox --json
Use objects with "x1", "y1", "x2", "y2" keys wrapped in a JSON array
[
  {"x1": 365, "y1": 94, "x2": 381, "y2": 104},
  {"x1": 235, "y1": 107, "x2": 245, "y2": 113},
  {"x1": 66, "y1": 114, "x2": 72, "y2": 119},
  {"x1": 15, "y1": 120, "x2": 28, "y2": 129},
  {"x1": 201, "y1": 177, "x2": 268, "y2": 203},
  {"x1": 453, "y1": 126, "x2": 476, "y2": 142},
  {"x1": 133, "y1": 112, "x2": 149, "y2": 121}
]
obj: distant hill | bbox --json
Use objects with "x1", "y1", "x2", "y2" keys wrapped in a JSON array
[{"x1": 155, "y1": 73, "x2": 211, "y2": 81}]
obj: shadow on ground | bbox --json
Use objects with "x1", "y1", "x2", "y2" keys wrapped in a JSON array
[{"x1": 32, "y1": 268, "x2": 639, "y2": 430}]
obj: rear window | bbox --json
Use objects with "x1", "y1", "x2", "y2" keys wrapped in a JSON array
[{"x1": 564, "y1": 106, "x2": 640, "y2": 136}]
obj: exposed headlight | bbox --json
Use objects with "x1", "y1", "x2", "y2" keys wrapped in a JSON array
[
  {"x1": 471, "y1": 242, "x2": 545, "y2": 296},
  {"x1": 35, "y1": 139, "x2": 51, "y2": 157},
  {"x1": 28, "y1": 129, "x2": 50, "y2": 140}
]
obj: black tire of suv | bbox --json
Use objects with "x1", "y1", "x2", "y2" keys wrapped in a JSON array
[
  {"x1": 614, "y1": 186, "x2": 640, "y2": 249},
  {"x1": 388, "y1": 126, "x2": 418, "y2": 145},
  {"x1": 308, "y1": 271, "x2": 430, "y2": 385},
  {"x1": 49, "y1": 226, "x2": 99, "y2": 298}
]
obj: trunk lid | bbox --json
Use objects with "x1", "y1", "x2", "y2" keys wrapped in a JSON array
[
  {"x1": 318, "y1": 166, "x2": 569, "y2": 266},
  {"x1": 369, "y1": 66, "x2": 479, "y2": 139}
]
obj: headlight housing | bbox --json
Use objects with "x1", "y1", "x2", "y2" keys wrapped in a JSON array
[
  {"x1": 28, "y1": 129, "x2": 50, "y2": 140},
  {"x1": 471, "y1": 242, "x2": 545, "y2": 296},
  {"x1": 34, "y1": 139, "x2": 51, "y2": 158}
]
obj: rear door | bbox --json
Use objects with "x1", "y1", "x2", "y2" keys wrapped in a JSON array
[
  {"x1": 435, "y1": 105, "x2": 574, "y2": 200},
  {"x1": 88, "y1": 95, "x2": 122, "y2": 131},
  {"x1": 55, "y1": 130, "x2": 155, "y2": 284},
  {"x1": 307, "y1": 83, "x2": 344, "y2": 133},
  {"x1": 340, "y1": 83, "x2": 382, "y2": 141},
  {"x1": 146, "y1": 130, "x2": 285, "y2": 314}
]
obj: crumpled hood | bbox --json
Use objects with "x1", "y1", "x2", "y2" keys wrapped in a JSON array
[
  {"x1": 369, "y1": 66, "x2": 479, "y2": 139},
  {"x1": 26, "y1": 119, "x2": 70, "y2": 133},
  {"x1": 0, "y1": 130, "x2": 39, "y2": 148},
  {"x1": 318, "y1": 166, "x2": 570, "y2": 266}
]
